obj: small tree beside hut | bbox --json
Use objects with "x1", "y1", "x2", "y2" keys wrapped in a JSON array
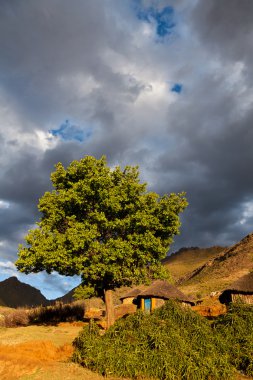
[{"x1": 16, "y1": 155, "x2": 188, "y2": 328}]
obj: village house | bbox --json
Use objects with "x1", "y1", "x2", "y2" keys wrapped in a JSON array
[
  {"x1": 120, "y1": 280, "x2": 194, "y2": 313},
  {"x1": 219, "y1": 272, "x2": 253, "y2": 305}
]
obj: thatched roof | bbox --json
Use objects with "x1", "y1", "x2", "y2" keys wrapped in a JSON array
[
  {"x1": 137, "y1": 280, "x2": 194, "y2": 305},
  {"x1": 120, "y1": 285, "x2": 147, "y2": 300},
  {"x1": 223, "y1": 272, "x2": 253, "y2": 293}
]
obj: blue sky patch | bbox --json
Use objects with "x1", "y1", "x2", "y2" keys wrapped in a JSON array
[
  {"x1": 50, "y1": 120, "x2": 92, "y2": 142},
  {"x1": 171, "y1": 83, "x2": 183, "y2": 94},
  {"x1": 135, "y1": 2, "x2": 175, "y2": 38},
  {"x1": 155, "y1": 6, "x2": 175, "y2": 37}
]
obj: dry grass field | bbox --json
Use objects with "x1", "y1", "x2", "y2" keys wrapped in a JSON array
[{"x1": 0, "y1": 322, "x2": 130, "y2": 380}]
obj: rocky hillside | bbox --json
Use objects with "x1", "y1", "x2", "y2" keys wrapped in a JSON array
[
  {"x1": 0, "y1": 277, "x2": 49, "y2": 308},
  {"x1": 177, "y1": 233, "x2": 253, "y2": 297}
]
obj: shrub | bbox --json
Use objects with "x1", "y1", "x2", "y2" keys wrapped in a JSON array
[
  {"x1": 3, "y1": 309, "x2": 29, "y2": 327},
  {"x1": 28, "y1": 301, "x2": 85, "y2": 325},
  {"x1": 213, "y1": 303, "x2": 253, "y2": 376},
  {"x1": 73, "y1": 300, "x2": 233, "y2": 380}
]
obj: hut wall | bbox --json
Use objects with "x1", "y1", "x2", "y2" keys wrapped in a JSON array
[
  {"x1": 231, "y1": 293, "x2": 253, "y2": 304},
  {"x1": 181, "y1": 302, "x2": 192, "y2": 308},
  {"x1": 154, "y1": 298, "x2": 165, "y2": 309},
  {"x1": 122, "y1": 297, "x2": 135, "y2": 305}
]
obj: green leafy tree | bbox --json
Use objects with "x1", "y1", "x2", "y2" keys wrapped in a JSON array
[{"x1": 16, "y1": 156, "x2": 187, "y2": 327}]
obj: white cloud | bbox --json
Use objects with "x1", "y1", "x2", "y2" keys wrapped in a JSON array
[
  {"x1": 239, "y1": 201, "x2": 253, "y2": 225},
  {"x1": 0, "y1": 260, "x2": 17, "y2": 277},
  {"x1": 0, "y1": 200, "x2": 10, "y2": 209}
]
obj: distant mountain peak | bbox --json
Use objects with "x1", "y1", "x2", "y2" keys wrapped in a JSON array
[
  {"x1": 5, "y1": 276, "x2": 19, "y2": 282},
  {"x1": 0, "y1": 276, "x2": 49, "y2": 308}
]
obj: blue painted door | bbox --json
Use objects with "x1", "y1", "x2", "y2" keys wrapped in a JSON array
[{"x1": 144, "y1": 298, "x2": 151, "y2": 312}]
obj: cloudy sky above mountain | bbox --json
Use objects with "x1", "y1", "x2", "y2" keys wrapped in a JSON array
[{"x1": 1, "y1": 0, "x2": 253, "y2": 299}]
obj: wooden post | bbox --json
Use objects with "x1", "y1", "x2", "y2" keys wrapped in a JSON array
[{"x1": 104, "y1": 289, "x2": 115, "y2": 329}]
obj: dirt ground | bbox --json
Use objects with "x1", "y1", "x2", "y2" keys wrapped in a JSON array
[{"x1": 0, "y1": 323, "x2": 126, "y2": 380}]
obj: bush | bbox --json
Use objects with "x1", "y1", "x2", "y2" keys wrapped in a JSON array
[
  {"x1": 28, "y1": 301, "x2": 85, "y2": 325},
  {"x1": 213, "y1": 303, "x2": 253, "y2": 376},
  {"x1": 3, "y1": 309, "x2": 29, "y2": 327},
  {"x1": 73, "y1": 300, "x2": 233, "y2": 380}
]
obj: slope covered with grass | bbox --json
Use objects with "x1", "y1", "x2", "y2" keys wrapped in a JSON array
[{"x1": 163, "y1": 246, "x2": 224, "y2": 280}]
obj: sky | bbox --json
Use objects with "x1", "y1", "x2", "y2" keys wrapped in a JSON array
[{"x1": 1, "y1": 0, "x2": 253, "y2": 299}]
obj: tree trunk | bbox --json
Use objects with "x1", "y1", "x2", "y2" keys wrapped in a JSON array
[{"x1": 104, "y1": 289, "x2": 115, "y2": 329}]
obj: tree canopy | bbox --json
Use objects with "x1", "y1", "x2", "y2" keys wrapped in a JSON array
[{"x1": 16, "y1": 156, "x2": 187, "y2": 299}]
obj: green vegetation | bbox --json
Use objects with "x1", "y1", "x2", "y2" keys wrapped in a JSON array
[
  {"x1": 214, "y1": 304, "x2": 253, "y2": 377},
  {"x1": 16, "y1": 155, "x2": 187, "y2": 327},
  {"x1": 72, "y1": 300, "x2": 233, "y2": 380}
]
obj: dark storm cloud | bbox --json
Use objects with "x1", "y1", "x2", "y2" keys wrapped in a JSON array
[
  {"x1": 0, "y1": 0, "x2": 140, "y2": 126},
  {"x1": 0, "y1": 137, "x2": 88, "y2": 261},
  {"x1": 0, "y1": 0, "x2": 163, "y2": 295},
  {"x1": 191, "y1": 0, "x2": 253, "y2": 69},
  {"x1": 153, "y1": 1, "x2": 253, "y2": 249},
  {"x1": 1, "y1": 152, "x2": 50, "y2": 206},
  {"x1": 189, "y1": 4, "x2": 253, "y2": 204}
]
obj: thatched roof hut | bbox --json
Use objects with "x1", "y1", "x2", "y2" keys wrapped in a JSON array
[
  {"x1": 120, "y1": 280, "x2": 194, "y2": 312},
  {"x1": 219, "y1": 272, "x2": 253, "y2": 304},
  {"x1": 137, "y1": 280, "x2": 194, "y2": 306}
]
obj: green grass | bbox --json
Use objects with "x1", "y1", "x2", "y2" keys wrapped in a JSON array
[
  {"x1": 73, "y1": 300, "x2": 233, "y2": 380},
  {"x1": 213, "y1": 304, "x2": 253, "y2": 377}
]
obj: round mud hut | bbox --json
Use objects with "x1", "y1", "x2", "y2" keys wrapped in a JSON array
[
  {"x1": 219, "y1": 272, "x2": 253, "y2": 305},
  {"x1": 136, "y1": 280, "x2": 195, "y2": 312}
]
